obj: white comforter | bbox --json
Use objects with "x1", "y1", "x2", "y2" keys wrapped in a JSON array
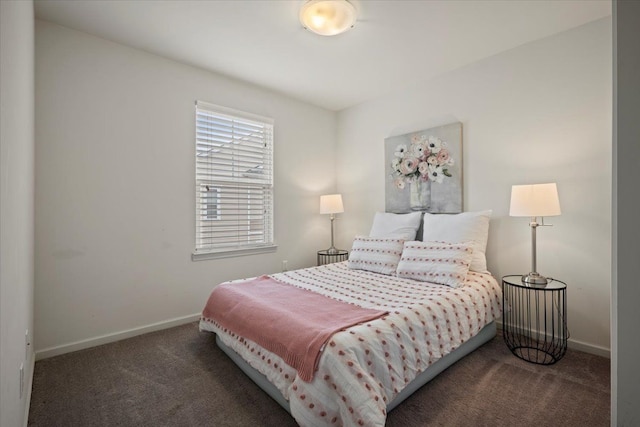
[{"x1": 200, "y1": 262, "x2": 502, "y2": 426}]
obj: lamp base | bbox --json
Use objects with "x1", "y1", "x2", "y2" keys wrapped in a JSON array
[
  {"x1": 325, "y1": 246, "x2": 339, "y2": 255},
  {"x1": 521, "y1": 272, "x2": 549, "y2": 286}
]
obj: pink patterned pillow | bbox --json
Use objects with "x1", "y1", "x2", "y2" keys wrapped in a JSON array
[
  {"x1": 396, "y1": 241, "x2": 474, "y2": 288},
  {"x1": 347, "y1": 236, "x2": 405, "y2": 276}
]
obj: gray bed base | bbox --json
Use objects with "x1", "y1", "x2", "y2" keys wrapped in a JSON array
[{"x1": 216, "y1": 321, "x2": 496, "y2": 414}]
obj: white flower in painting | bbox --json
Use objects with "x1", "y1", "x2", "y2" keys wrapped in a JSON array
[
  {"x1": 394, "y1": 144, "x2": 408, "y2": 158},
  {"x1": 446, "y1": 157, "x2": 455, "y2": 166},
  {"x1": 427, "y1": 136, "x2": 442, "y2": 154},
  {"x1": 411, "y1": 141, "x2": 429, "y2": 159},
  {"x1": 391, "y1": 157, "x2": 401, "y2": 172},
  {"x1": 428, "y1": 164, "x2": 445, "y2": 184},
  {"x1": 394, "y1": 177, "x2": 405, "y2": 189}
]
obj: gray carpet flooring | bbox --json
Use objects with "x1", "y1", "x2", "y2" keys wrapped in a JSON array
[{"x1": 28, "y1": 322, "x2": 610, "y2": 426}]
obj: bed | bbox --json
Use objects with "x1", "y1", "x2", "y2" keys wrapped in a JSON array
[{"x1": 199, "y1": 211, "x2": 501, "y2": 426}]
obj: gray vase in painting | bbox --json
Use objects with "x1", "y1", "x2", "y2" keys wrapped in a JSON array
[{"x1": 409, "y1": 179, "x2": 431, "y2": 211}]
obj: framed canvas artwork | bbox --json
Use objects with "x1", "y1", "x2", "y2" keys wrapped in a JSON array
[{"x1": 385, "y1": 122, "x2": 462, "y2": 213}]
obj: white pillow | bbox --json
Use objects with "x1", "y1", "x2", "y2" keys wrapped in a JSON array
[
  {"x1": 347, "y1": 236, "x2": 405, "y2": 276},
  {"x1": 369, "y1": 212, "x2": 422, "y2": 240},
  {"x1": 396, "y1": 241, "x2": 474, "y2": 288},
  {"x1": 421, "y1": 210, "x2": 492, "y2": 273}
]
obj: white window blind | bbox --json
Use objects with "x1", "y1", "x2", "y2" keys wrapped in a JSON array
[{"x1": 195, "y1": 101, "x2": 274, "y2": 256}]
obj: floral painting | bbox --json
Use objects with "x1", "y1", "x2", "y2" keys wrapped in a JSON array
[{"x1": 385, "y1": 122, "x2": 462, "y2": 213}]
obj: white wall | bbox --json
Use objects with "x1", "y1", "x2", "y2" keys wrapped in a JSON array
[
  {"x1": 336, "y1": 19, "x2": 612, "y2": 354},
  {"x1": 612, "y1": 1, "x2": 640, "y2": 424},
  {"x1": 34, "y1": 20, "x2": 337, "y2": 355},
  {"x1": 0, "y1": 1, "x2": 35, "y2": 425}
]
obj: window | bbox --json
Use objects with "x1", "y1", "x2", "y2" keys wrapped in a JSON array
[{"x1": 193, "y1": 101, "x2": 275, "y2": 259}]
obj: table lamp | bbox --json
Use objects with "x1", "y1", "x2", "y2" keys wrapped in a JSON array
[
  {"x1": 320, "y1": 194, "x2": 344, "y2": 254},
  {"x1": 509, "y1": 183, "x2": 561, "y2": 285}
]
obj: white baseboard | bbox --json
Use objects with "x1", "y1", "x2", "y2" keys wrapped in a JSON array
[
  {"x1": 494, "y1": 320, "x2": 611, "y2": 359},
  {"x1": 23, "y1": 352, "x2": 35, "y2": 427},
  {"x1": 567, "y1": 338, "x2": 610, "y2": 358},
  {"x1": 35, "y1": 313, "x2": 201, "y2": 361}
]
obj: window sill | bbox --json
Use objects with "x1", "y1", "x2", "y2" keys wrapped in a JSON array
[{"x1": 191, "y1": 244, "x2": 278, "y2": 261}]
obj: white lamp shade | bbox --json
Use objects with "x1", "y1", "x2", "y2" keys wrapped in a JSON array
[
  {"x1": 320, "y1": 194, "x2": 344, "y2": 214},
  {"x1": 300, "y1": 0, "x2": 357, "y2": 36},
  {"x1": 510, "y1": 183, "x2": 561, "y2": 217}
]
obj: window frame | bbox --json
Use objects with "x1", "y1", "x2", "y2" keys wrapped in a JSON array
[{"x1": 192, "y1": 101, "x2": 276, "y2": 261}]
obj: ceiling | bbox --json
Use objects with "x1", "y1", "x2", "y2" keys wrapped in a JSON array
[{"x1": 34, "y1": 0, "x2": 611, "y2": 111}]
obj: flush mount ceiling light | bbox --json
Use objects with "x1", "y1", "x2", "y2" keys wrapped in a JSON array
[{"x1": 300, "y1": 0, "x2": 357, "y2": 36}]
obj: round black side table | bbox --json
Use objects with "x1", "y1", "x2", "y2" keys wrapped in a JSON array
[
  {"x1": 502, "y1": 275, "x2": 568, "y2": 365},
  {"x1": 317, "y1": 249, "x2": 348, "y2": 266}
]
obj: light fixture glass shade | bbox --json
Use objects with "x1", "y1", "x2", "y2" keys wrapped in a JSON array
[
  {"x1": 509, "y1": 183, "x2": 561, "y2": 217},
  {"x1": 320, "y1": 194, "x2": 344, "y2": 214},
  {"x1": 300, "y1": 0, "x2": 357, "y2": 36}
]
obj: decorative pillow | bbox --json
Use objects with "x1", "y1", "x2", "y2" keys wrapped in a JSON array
[
  {"x1": 347, "y1": 236, "x2": 405, "y2": 276},
  {"x1": 396, "y1": 241, "x2": 474, "y2": 288},
  {"x1": 369, "y1": 211, "x2": 422, "y2": 240},
  {"x1": 421, "y1": 210, "x2": 492, "y2": 273}
]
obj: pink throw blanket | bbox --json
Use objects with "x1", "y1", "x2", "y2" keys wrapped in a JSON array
[{"x1": 202, "y1": 275, "x2": 388, "y2": 381}]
